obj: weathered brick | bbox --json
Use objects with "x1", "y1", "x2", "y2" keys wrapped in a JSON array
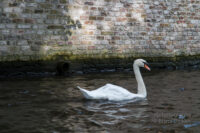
[
  {"x1": 50, "y1": 10, "x2": 60, "y2": 14},
  {"x1": 152, "y1": 36, "x2": 163, "y2": 41},
  {"x1": 160, "y1": 23, "x2": 169, "y2": 27},
  {"x1": 26, "y1": 3, "x2": 37, "y2": 7},
  {"x1": 21, "y1": 45, "x2": 30, "y2": 51},
  {"x1": 84, "y1": 2, "x2": 94, "y2": 5},
  {"x1": 84, "y1": 21, "x2": 93, "y2": 25},
  {"x1": 2, "y1": 30, "x2": 10, "y2": 35},
  {"x1": 13, "y1": 19, "x2": 24, "y2": 23},
  {"x1": 126, "y1": 13, "x2": 132, "y2": 17},
  {"x1": 24, "y1": 18, "x2": 34, "y2": 23},
  {"x1": 13, "y1": 7, "x2": 22, "y2": 13},
  {"x1": 112, "y1": 36, "x2": 120, "y2": 40},
  {"x1": 17, "y1": 40, "x2": 28, "y2": 45},
  {"x1": 35, "y1": 0, "x2": 46, "y2": 2},
  {"x1": 51, "y1": 36, "x2": 61, "y2": 40},
  {"x1": 23, "y1": 9, "x2": 33, "y2": 13},
  {"x1": 90, "y1": 7, "x2": 97, "y2": 10},
  {"x1": 128, "y1": 18, "x2": 137, "y2": 22},
  {"x1": 35, "y1": 9, "x2": 43, "y2": 13},
  {"x1": 80, "y1": 15, "x2": 88, "y2": 20},
  {"x1": 0, "y1": 41, "x2": 7, "y2": 45},
  {"x1": 9, "y1": 2, "x2": 18, "y2": 7},
  {"x1": 18, "y1": 24, "x2": 31, "y2": 29},
  {"x1": 47, "y1": 25, "x2": 64, "y2": 29},
  {"x1": 60, "y1": 0, "x2": 67, "y2": 4},
  {"x1": 97, "y1": 17, "x2": 104, "y2": 20},
  {"x1": 89, "y1": 16, "x2": 96, "y2": 20},
  {"x1": 6, "y1": 24, "x2": 16, "y2": 29},
  {"x1": 40, "y1": 3, "x2": 52, "y2": 9},
  {"x1": 97, "y1": 36, "x2": 104, "y2": 40},
  {"x1": 101, "y1": 31, "x2": 114, "y2": 35},
  {"x1": 0, "y1": 0, "x2": 200, "y2": 62},
  {"x1": 0, "y1": 46, "x2": 8, "y2": 53},
  {"x1": 104, "y1": 0, "x2": 112, "y2": 2},
  {"x1": 4, "y1": 8, "x2": 13, "y2": 13},
  {"x1": 0, "y1": 24, "x2": 5, "y2": 29},
  {"x1": 117, "y1": 17, "x2": 127, "y2": 22},
  {"x1": 88, "y1": 46, "x2": 96, "y2": 50}
]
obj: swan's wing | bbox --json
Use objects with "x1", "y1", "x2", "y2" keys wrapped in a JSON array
[{"x1": 90, "y1": 83, "x2": 137, "y2": 101}]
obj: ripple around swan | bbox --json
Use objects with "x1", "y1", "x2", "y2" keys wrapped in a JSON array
[{"x1": 83, "y1": 99, "x2": 149, "y2": 125}]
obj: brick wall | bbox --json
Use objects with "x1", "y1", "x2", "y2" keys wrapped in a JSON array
[{"x1": 0, "y1": 0, "x2": 200, "y2": 62}]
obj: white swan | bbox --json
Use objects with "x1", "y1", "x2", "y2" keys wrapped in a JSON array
[{"x1": 77, "y1": 59, "x2": 151, "y2": 101}]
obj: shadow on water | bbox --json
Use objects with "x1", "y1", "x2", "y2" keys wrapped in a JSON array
[{"x1": 0, "y1": 70, "x2": 200, "y2": 132}]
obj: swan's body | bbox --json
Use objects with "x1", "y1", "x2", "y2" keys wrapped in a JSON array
[{"x1": 77, "y1": 59, "x2": 150, "y2": 101}]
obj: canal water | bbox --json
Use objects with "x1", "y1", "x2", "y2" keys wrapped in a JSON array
[{"x1": 0, "y1": 70, "x2": 200, "y2": 133}]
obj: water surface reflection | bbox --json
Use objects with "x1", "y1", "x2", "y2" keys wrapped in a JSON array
[
  {"x1": 85, "y1": 99, "x2": 148, "y2": 126},
  {"x1": 0, "y1": 70, "x2": 200, "y2": 132}
]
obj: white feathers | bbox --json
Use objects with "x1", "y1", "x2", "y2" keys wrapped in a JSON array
[{"x1": 77, "y1": 59, "x2": 149, "y2": 101}]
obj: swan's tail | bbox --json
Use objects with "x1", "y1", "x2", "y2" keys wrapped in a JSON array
[{"x1": 77, "y1": 86, "x2": 92, "y2": 99}]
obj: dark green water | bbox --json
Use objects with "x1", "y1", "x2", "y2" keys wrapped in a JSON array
[{"x1": 0, "y1": 70, "x2": 200, "y2": 133}]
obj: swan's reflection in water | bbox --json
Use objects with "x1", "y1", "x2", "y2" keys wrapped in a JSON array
[{"x1": 84, "y1": 98, "x2": 148, "y2": 126}]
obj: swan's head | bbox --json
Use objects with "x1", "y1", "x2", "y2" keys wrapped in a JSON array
[{"x1": 134, "y1": 59, "x2": 151, "y2": 71}]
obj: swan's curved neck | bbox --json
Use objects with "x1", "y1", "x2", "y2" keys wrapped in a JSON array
[{"x1": 133, "y1": 64, "x2": 147, "y2": 97}]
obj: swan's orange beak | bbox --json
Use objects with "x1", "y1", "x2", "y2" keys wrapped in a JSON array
[{"x1": 144, "y1": 64, "x2": 151, "y2": 71}]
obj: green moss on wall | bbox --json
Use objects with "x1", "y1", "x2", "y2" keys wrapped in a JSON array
[{"x1": 1, "y1": 52, "x2": 200, "y2": 63}]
